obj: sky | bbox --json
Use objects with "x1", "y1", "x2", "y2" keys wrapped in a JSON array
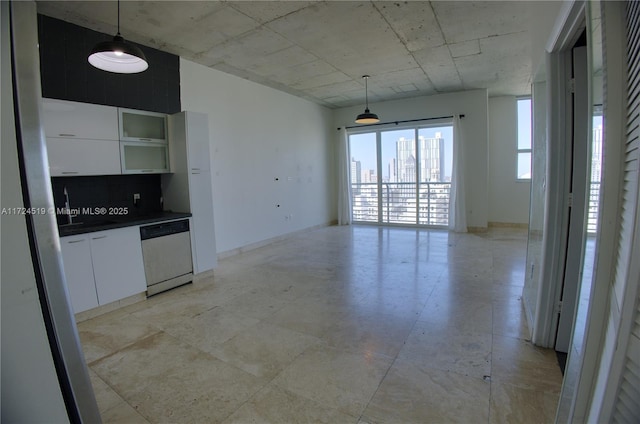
[{"x1": 517, "y1": 98, "x2": 532, "y2": 150}]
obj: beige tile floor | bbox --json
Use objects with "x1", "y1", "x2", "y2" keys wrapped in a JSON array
[{"x1": 78, "y1": 225, "x2": 563, "y2": 424}]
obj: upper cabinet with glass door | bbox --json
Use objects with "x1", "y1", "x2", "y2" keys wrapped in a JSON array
[
  {"x1": 119, "y1": 108, "x2": 168, "y2": 143},
  {"x1": 119, "y1": 108, "x2": 170, "y2": 173}
]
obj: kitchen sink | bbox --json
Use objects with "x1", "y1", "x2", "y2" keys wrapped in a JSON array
[{"x1": 59, "y1": 219, "x2": 119, "y2": 229}]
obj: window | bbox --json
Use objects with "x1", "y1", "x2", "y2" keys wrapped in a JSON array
[
  {"x1": 517, "y1": 98, "x2": 532, "y2": 180},
  {"x1": 348, "y1": 123, "x2": 453, "y2": 227}
]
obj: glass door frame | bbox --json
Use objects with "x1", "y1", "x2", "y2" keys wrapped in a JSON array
[{"x1": 347, "y1": 119, "x2": 453, "y2": 227}]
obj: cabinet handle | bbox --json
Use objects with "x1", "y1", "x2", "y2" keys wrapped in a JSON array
[
  {"x1": 58, "y1": 133, "x2": 76, "y2": 137},
  {"x1": 67, "y1": 239, "x2": 85, "y2": 244},
  {"x1": 139, "y1": 138, "x2": 152, "y2": 141},
  {"x1": 141, "y1": 169, "x2": 154, "y2": 173},
  {"x1": 191, "y1": 168, "x2": 200, "y2": 171},
  {"x1": 61, "y1": 171, "x2": 79, "y2": 175},
  {"x1": 91, "y1": 236, "x2": 107, "y2": 240}
]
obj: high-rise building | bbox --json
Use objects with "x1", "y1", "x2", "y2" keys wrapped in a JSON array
[
  {"x1": 396, "y1": 137, "x2": 416, "y2": 182},
  {"x1": 388, "y1": 158, "x2": 397, "y2": 182},
  {"x1": 419, "y1": 132, "x2": 445, "y2": 182},
  {"x1": 351, "y1": 158, "x2": 361, "y2": 194},
  {"x1": 362, "y1": 169, "x2": 376, "y2": 183},
  {"x1": 395, "y1": 133, "x2": 445, "y2": 182}
]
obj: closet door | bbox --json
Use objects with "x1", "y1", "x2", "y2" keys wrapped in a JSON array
[{"x1": 603, "y1": 1, "x2": 640, "y2": 422}]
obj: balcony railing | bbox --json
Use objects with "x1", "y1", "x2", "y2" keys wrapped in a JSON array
[
  {"x1": 353, "y1": 181, "x2": 599, "y2": 230},
  {"x1": 587, "y1": 181, "x2": 600, "y2": 233},
  {"x1": 351, "y1": 182, "x2": 451, "y2": 227}
]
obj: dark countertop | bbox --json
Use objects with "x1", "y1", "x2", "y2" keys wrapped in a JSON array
[{"x1": 58, "y1": 211, "x2": 192, "y2": 237}]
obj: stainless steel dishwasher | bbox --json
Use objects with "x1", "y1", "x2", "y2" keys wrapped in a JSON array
[{"x1": 140, "y1": 219, "x2": 193, "y2": 296}]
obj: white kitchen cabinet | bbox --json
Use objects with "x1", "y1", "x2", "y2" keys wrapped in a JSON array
[
  {"x1": 119, "y1": 108, "x2": 168, "y2": 143},
  {"x1": 42, "y1": 98, "x2": 118, "y2": 141},
  {"x1": 189, "y1": 169, "x2": 217, "y2": 273},
  {"x1": 89, "y1": 227, "x2": 147, "y2": 305},
  {"x1": 42, "y1": 99, "x2": 173, "y2": 176},
  {"x1": 59, "y1": 227, "x2": 146, "y2": 314},
  {"x1": 42, "y1": 98, "x2": 121, "y2": 176},
  {"x1": 185, "y1": 114, "x2": 210, "y2": 171},
  {"x1": 163, "y1": 111, "x2": 217, "y2": 274},
  {"x1": 60, "y1": 236, "x2": 99, "y2": 313},
  {"x1": 119, "y1": 108, "x2": 170, "y2": 174},
  {"x1": 120, "y1": 142, "x2": 169, "y2": 174},
  {"x1": 47, "y1": 137, "x2": 121, "y2": 176}
]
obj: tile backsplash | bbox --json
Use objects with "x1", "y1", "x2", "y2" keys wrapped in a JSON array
[{"x1": 51, "y1": 175, "x2": 163, "y2": 226}]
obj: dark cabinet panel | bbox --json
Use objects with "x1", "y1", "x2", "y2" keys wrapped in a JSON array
[{"x1": 38, "y1": 15, "x2": 180, "y2": 114}]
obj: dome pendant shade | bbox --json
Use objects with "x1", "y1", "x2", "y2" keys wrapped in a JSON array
[
  {"x1": 88, "y1": 34, "x2": 148, "y2": 74},
  {"x1": 355, "y1": 75, "x2": 380, "y2": 124},
  {"x1": 355, "y1": 108, "x2": 380, "y2": 124}
]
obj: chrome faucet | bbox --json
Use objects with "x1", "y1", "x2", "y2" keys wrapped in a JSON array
[{"x1": 63, "y1": 186, "x2": 73, "y2": 224}]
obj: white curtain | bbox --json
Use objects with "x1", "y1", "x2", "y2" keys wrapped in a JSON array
[
  {"x1": 449, "y1": 115, "x2": 467, "y2": 232},
  {"x1": 337, "y1": 128, "x2": 352, "y2": 225}
]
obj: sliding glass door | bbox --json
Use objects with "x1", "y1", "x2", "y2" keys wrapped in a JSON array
[
  {"x1": 417, "y1": 127, "x2": 452, "y2": 226},
  {"x1": 349, "y1": 123, "x2": 453, "y2": 227},
  {"x1": 349, "y1": 132, "x2": 378, "y2": 222},
  {"x1": 382, "y1": 129, "x2": 415, "y2": 224}
]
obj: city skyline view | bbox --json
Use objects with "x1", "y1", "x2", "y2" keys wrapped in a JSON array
[
  {"x1": 349, "y1": 126, "x2": 453, "y2": 227},
  {"x1": 349, "y1": 126, "x2": 454, "y2": 182}
]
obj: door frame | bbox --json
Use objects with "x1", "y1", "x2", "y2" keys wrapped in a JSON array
[
  {"x1": 531, "y1": 0, "x2": 585, "y2": 349},
  {"x1": 7, "y1": 1, "x2": 101, "y2": 421},
  {"x1": 533, "y1": 0, "x2": 631, "y2": 421}
]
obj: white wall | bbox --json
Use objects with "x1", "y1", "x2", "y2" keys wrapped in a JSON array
[
  {"x1": 180, "y1": 59, "x2": 336, "y2": 254},
  {"x1": 333, "y1": 90, "x2": 489, "y2": 229},
  {"x1": 488, "y1": 96, "x2": 531, "y2": 224},
  {"x1": 529, "y1": 1, "x2": 566, "y2": 78}
]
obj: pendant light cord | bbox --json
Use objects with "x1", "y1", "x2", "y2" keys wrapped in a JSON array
[
  {"x1": 116, "y1": 0, "x2": 121, "y2": 36},
  {"x1": 365, "y1": 76, "x2": 370, "y2": 109}
]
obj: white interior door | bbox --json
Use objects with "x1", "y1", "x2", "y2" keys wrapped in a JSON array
[{"x1": 555, "y1": 45, "x2": 590, "y2": 353}]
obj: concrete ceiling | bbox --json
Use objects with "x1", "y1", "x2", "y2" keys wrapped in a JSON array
[{"x1": 36, "y1": 1, "x2": 538, "y2": 109}]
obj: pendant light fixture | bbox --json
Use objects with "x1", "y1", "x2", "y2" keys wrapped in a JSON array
[
  {"x1": 355, "y1": 75, "x2": 379, "y2": 124},
  {"x1": 88, "y1": 0, "x2": 148, "y2": 73}
]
